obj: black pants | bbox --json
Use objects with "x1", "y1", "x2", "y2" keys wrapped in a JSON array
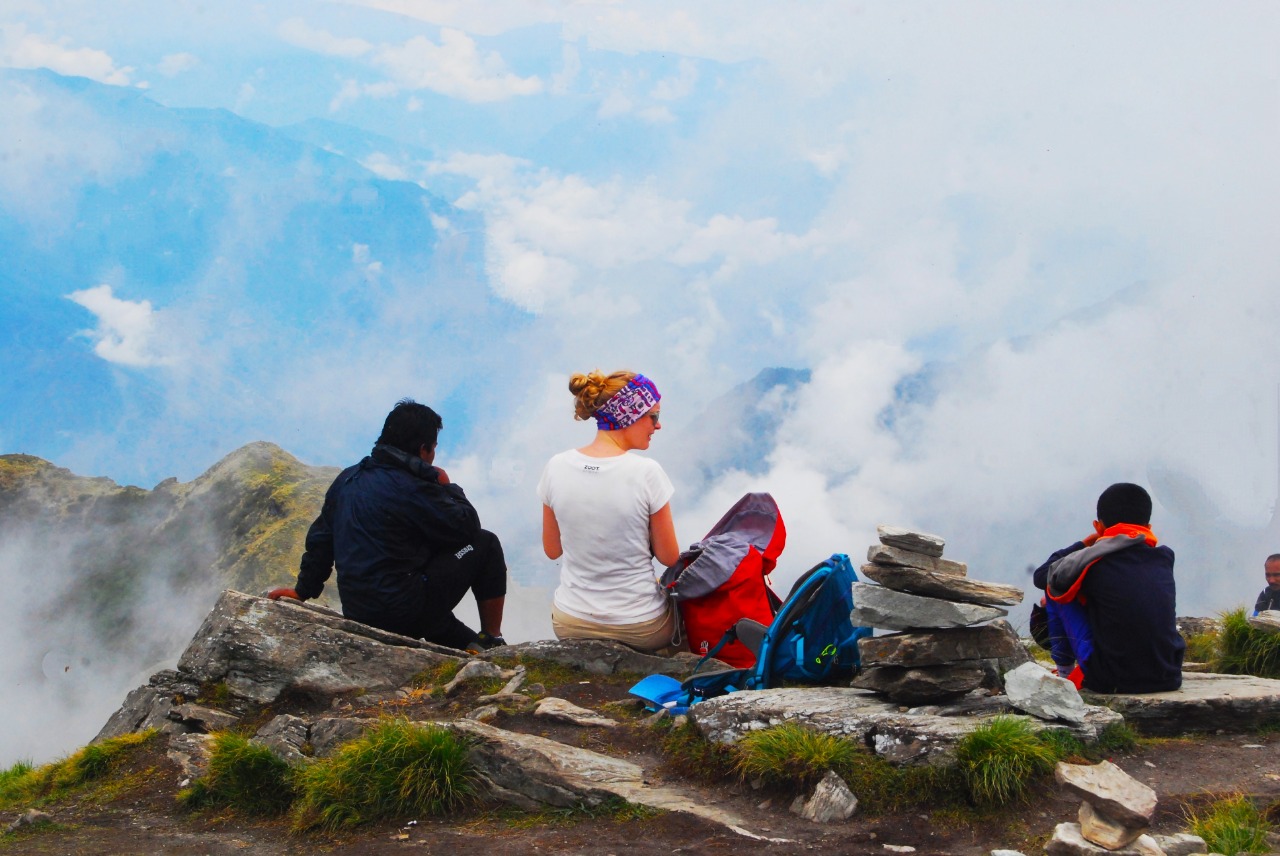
[{"x1": 413, "y1": 528, "x2": 507, "y2": 650}]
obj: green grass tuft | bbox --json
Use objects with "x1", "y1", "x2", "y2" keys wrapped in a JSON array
[
  {"x1": 953, "y1": 716, "x2": 1058, "y2": 805},
  {"x1": 0, "y1": 731, "x2": 156, "y2": 809},
  {"x1": 1216, "y1": 608, "x2": 1280, "y2": 679},
  {"x1": 290, "y1": 718, "x2": 480, "y2": 831},
  {"x1": 1093, "y1": 721, "x2": 1138, "y2": 756},
  {"x1": 177, "y1": 732, "x2": 296, "y2": 815},
  {"x1": 1186, "y1": 794, "x2": 1272, "y2": 855},
  {"x1": 1183, "y1": 629, "x2": 1222, "y2": 665},
  {"x1": 734, "y1": 722, "x2": 860, "y2": 788},
  {"x1": 658, "y1": 721, "x2": 737, "y2": 782}
]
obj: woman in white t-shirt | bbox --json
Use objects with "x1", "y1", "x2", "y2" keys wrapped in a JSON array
[{"x1": 537, "y1": 369, "x2": 681, "y2": 653}]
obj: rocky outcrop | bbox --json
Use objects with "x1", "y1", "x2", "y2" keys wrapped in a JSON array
[
  {"x1": 687, "y1": 687, "x2": 1122, "y2": 766},
  {"x1": 96, "y1": 590, "x2": 465, "y2": 742}
]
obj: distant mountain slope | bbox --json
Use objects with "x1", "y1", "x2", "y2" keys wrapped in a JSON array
[{"x1": 0, "y1": 443, "x2": 339, "y2": 657}]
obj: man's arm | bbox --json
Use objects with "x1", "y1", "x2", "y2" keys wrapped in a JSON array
[
  {"x1": 409, "y1": 475, "x2": 483, "y2": 547},
  {"x1": 294, "y1": 485, "x2": 338, "y2": 600},
  {"x1": 1032, "y1": 541, "x2": 1086, "y2": 590}
]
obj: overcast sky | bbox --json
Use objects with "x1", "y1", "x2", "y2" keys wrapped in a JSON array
[{"x1": 2, "y1": 4, "x2": 1279, "y2": 747}]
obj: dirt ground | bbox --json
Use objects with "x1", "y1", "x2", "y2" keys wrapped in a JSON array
[{"x1": 3, "y1": 669, "x2": 1279, "y2": 856}]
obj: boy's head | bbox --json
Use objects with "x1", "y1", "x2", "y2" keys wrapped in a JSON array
[
  {"x1": 1096, "y1": 482, "x2": 1152, "y2": 528},
  {"x1": 1266, "y1": 554, "x2": 1280, "y2": 591}
]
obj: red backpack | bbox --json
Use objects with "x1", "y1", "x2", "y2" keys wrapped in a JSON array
[{"x1": 660, "y1": 493, "x2": 785, "y2": 668}]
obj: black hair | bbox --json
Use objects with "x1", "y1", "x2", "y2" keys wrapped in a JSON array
[
  {"x1": 376, "y1": 399, "x2": 443, "y2": 456},
  {"x1": 1266, "y1": 554, "x2": 1280, "y2": 565},
  {"x1": 1096, "y1": 482, "x2": 1152, "y2": 528}
]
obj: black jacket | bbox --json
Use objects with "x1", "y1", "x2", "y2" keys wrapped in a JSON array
[
  {"x1": 1256, "y1": 588, "x2": 1280, "y2": 614},
  {"x1": 1033, "y1": 538, "x2": 1184, "y2": 693},
  {"x1": 295, "y1": 447, "x2": 480, "y2": 636}
]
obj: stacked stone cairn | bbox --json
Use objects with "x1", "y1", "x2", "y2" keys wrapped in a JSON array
[
  {"x1": 1046, "y1": 760, "x2": 1170, "y2": 855},
  {"x1": 850, "y1": 525, "x2": 1026, "y2": 705}
]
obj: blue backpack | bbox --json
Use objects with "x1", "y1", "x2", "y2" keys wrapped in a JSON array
[{"x1": 630, "y1": 553, "x2": 873, "y2": 713}]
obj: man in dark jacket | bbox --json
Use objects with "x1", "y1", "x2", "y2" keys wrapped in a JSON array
[
  {"x1": 1032, "y1": 483, "x2": 1184, "y2": 693},
  {"x1": 269, "y1": 399, "x2": 506, "y2": 651},
  {"x1": 1254, "y1": 554, "x2": 1280, "y2": 614}
]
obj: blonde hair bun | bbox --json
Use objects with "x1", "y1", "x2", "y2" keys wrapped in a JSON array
[{"x1": 570, "y1": 369, "x2": 636, "y2": 421}]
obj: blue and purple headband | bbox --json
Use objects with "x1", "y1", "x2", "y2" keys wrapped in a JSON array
[{"x1": 595, "y1": 374, "x2": 661, "y2": 430}]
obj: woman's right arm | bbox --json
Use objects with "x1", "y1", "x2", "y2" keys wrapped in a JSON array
[
  {"x1": 542, "y1": 504, "x2": 564, "y2": 560},
  {"x1": 649, "y1": 502, "x2": 679, "y2": 568}
]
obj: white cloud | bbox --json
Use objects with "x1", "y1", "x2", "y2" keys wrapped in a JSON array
[
  {"x1": 0, "y1": 24, "x2": 134, "y2": 86},
  {"x1": 157, "y1": 52, "x2": 198, "y2": 77},
  {"x1": 330, "y1": 78, "x2": 399, "y2": 112},
  {"x1": 650, "y1": 58, "x2": 697, "y2": 101},
  {"x1": 279, "y1": 18, "x2": 373, "y2": 58},
  {"x1": 550, "y1": 44, "x2": 580, "y2": 95},
  {"x1": 373, "y1": 29, "x2": 542, "y2": 102},
  {"x1": 66, "y1": 285, "x2": 174, "y2": 368}
]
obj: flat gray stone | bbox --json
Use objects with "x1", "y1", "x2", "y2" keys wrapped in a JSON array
[
  {"x1": 444, "y1": 719, "x2": 756, "y2": 832},
  {"x1": 167, "y1": 732, "x2": 214, "y2": 779},
  {"x1": 867, "y1": 543, "x2": 967, "y2": 576},
  {"x1": 688, "y1": 687, "x2": 1122, "y2": 766},
  {"x1": 859, "y1": 624, "x2": 1024, "y2": 668},
  {"x1": 852, "y1": 664, "x2": 988, "y2": 705},
  {"x1": 168, "y1": 703, "x2": 241, "y2": 733},
  {"x1": 444, "y1": 660, "x2": 513, "y2": 696},
  {"x1": 1081, "y1": 672, "x2": 1280, "y2": 736},
  {"x1": 1046, "y1": 823, "x2": 1163, "y2": 856},
  {"x1": 1151, "y1": 833, "x2": 1207, "y2": 856},
  {"x1": 534, "y1": 697, "x2": 619, "y2": 727},
  {"x1": 1080, "y1": 799, "x2": 1147, "y2": 849},
  {"x1": 877, "y1": 525, "x2": 945, "y2": 557},
  {"x1": 1004, "y1": 662, "x2": 1088, "y2": 724},
  {"x1": 859, "y1": 564, "x2": 1023, "y2": 607},
  {"x1": 850, "y1": 583, "x2": 1008, "y2": 631},
  {"x1": 1247, "y1": 610, "x2": 1280, "y2": 634},
  {"x1": 487, "y1": 639, "x2": 717, "y2": 677},
  {"x1": 1055, "y1": 761, "x2": 1157, "y2": 827}
]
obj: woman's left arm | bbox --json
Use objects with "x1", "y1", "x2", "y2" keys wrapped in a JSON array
[
  {"x1": 649, "y1": 502, "x2": 679, "y2": 567},
  {"x1": 542, "y1": 504, "x2": 564, "y2": 560}
]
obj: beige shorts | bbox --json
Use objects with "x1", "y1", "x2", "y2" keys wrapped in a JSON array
[{"x1": 552, "y1": 602, "x2": 681, "y2": 655}]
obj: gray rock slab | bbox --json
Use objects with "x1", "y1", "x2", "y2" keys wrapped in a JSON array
[
  {"x1": 1004, "y1": 662, "x2": 1088, "y2": 724},
  {"x1": 852, "y1": 664, "x2": 988, "y2": 705},
  {"x1": 850, "y1": 582, "x2": 1008, "y2": 631},
  {"x1": 877, "y1": 525, "x2": 945, "y2": 557},
  {"x1": 168, "y1": 703, "x2": 240, "y2": 733},
  {"x1": 1054, "y1": 761, "x2": 1157, "y2": 827},
  {"x1": 166, "y1": 732, "x2": 214, "y2": 779},
  {"x1": 1046, "y1": 823, "x2": 1163, "y2": 856},
  {"x1": 1247, "y1": 610, "x2": 1280, "y2": 634},
  {"x1": 308, "y1": 716, "x2": 376, "y2": 757},
  {"x1": 487, "y1": 639, "x2": 718, "y2": 677},
  {"x1": 688, "y1": 687, "x2": 1122, "y2": 766},
  {"x1": 1151, "y1": 833, "x2": 1207, "y2": 856},
  {"x1": 867, "y1": 543, "x2": 967, "y2": 576},
  {"x1": 444, "y1": 660, "x2": 513, "y2": 696},
  {"x1": 859, "y1": 564, "x2": 1023, "y2": 607},
  {"x1": 443, "y1": 719, "x2": 759, "y2": 834},
  {"x1": 1079, "y1": 799, "x2": 1147, "y2": 849},
  {"x1": 95, "y1": 669, "x2": 202, "y2": 742},
  {"x1": 252, "y1": 714, "x2": 310, "y2": 764},
  {"x1": 859, "y1": 623, "x2": 1023, "y2": 668},
  {"x1": 534, "y1": 697, "x2": 620, "y2": 727},
  {"x1": 789, "y1": 770, "x2": 857, "y2": 822},
  {"x1": 1081, "y1": 672, "x2": 1280, "y2": 736},
  {"x1": 175, "y1": 590, "x2": 462, "y2": 704}
]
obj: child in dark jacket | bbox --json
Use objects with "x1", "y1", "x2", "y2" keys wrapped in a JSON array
[
  {"x1": 1032, "y1": 483, "x2": 1184, "y2": 693},
  {"x1": 1254, "y1": 554, "x2": 1280, "y2": 615}
]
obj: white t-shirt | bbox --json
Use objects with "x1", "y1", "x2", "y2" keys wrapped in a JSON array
[{"x1": 537, "y1": 449, "x2": 675, "y2": 624}]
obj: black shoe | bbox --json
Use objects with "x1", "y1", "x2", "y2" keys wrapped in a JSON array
[{"x1": 466, "y1": 631, "x2": 507, "y2": 654}]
